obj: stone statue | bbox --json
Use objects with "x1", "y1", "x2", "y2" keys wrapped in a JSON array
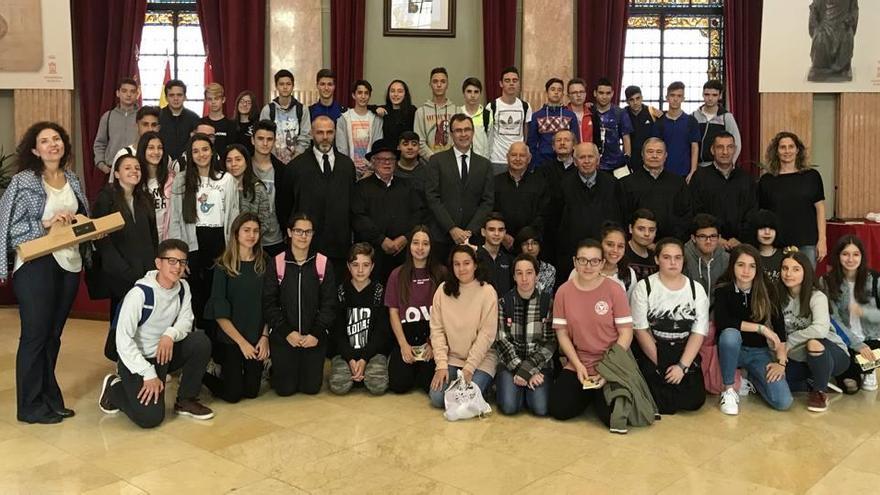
[{"x1": 808, "y1": 0, "x2": 859, "y2": 82}]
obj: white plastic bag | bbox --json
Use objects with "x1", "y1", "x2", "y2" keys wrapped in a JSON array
[{"x1": 443, "y1": 376, "x2": 492, "y2": 421}]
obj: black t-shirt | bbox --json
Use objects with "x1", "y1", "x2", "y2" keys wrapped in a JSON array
[
  {"x1": 625, "y1": 244, "x2": 658, "y2": 281},
  {"x1": 627, "y1": 106, "x2": 655, "y2": 170},
  {"x1": 207, "y1": 117, "x2": 240, "y2": 157},
  {"x1": 757, "y1": 169, "x2": 824, "y2": 247},
  {"x1": 761, "y1": 249, "x2": 784, "y2": 286}
]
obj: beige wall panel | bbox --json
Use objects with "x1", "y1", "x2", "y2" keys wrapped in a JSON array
[
  {"x1": 759, "y1": 93, "x2": 812, "y2": 165},
  {"x1": 836, "y1": 93, "x2": 880, "y2": 218},
  {"x1": 13, "y1": 89, "x2": 74, "y2": 169},
  {"x1": 521, "y1": 0, "x2": 573, "y2": 108}
]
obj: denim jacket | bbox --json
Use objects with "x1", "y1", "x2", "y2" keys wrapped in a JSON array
[{"x1": 0, "y1": 169, "x2": 89, "y2": 280}]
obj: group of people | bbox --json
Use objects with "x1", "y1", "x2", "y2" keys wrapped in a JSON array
[{"x1": 0, "y1": 64, "x2": 875, "y2": 434}]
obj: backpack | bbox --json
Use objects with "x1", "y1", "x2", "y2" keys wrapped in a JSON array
[
  {"x1": 483, "y1": 99, "x2": 530, "y2": 134},
  {"x1": 501, "y1": 289, "x2": 551, "y2": 324},
  {"x1": 644, "y1": 275, "x2": 697, "y2": 300},
  {"x1": 269, "y1": 100, "x2": 304, "y2": 129},
  {"x1": 105, "y1": 283, "x2": 186, "y2": 362},
  {"x1": 274, "y1": 252, "x2": 327, "y2": 285}
]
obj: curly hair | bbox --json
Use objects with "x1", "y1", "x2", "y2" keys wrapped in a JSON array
[
  {"x1": 16, "y1": 122, "x2": 73, "y2": 174},
  {"x1": 765, "y1": 131, "x2": 809, "y2": 175},
  {"x1": 443, "y1": 244, "x2": 489, "y2": 297}
]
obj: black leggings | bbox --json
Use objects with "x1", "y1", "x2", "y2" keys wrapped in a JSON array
[
  {"x1": 269, "y1": 335, "x2": 326, "y2": 396},
  {"x1": 387, "y1": 347, "x2": 434, "y2": 394},
  {"x1": 548, "y1": 369, "x2": 612, "y2": 426},
  {"x1": 203, "y1": 342, "x2": 263, "y2": 403},
  {"x1": 190, "y1": 227, "x2": 225, "y2": 332}
]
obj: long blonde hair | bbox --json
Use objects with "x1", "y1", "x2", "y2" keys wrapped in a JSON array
[{"x1": 217, "y1": 212, "x2": 266, "y2": 276}]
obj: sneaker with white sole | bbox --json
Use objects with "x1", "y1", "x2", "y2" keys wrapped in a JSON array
[
  {"x1": 720, "y1": 388, "x2": 740, "y2": 415},
  {"x1": 738, "y1": 377, "x2": 755, "y2": 397},
  {"x1": 99, "y1": 374, "x2": 120, "y2": 414},
  {"x1": 862, "y1": 372, "x2": 878, "y2": 391},
  {"x1": 174, "y1": 398, "x2": 214, "y2": 420}
]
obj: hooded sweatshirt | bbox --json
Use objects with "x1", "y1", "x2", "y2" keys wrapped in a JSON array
[
  {"x1": 115, "y1": 271, "x2": 194, "y2": 381},
  {"x1": 692, "y1": 105, "x2": 741, "y2": 166},
  {"x1": 335, "y1": 109, "x2": 384, "y2": 179},
  {"x1": 93, "y1": 106, "x2": 139, "y2": 168},
  {"x1": 414, "y1": 99, "x2": 456, "y2": 160},
  {"x1": 683, "y1": 239, "x2": 729, "y2": 306},
  {"x1": 259, "y1": 97, "x2": 312, "y2": 163}
]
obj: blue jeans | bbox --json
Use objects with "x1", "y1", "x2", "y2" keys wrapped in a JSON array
[
  {"x1": 494, "y1": 368, "x2": 550, "y2": 416},
  {"x1": 717, "y1": 328, "x2": 793, "y2": 411},
  {"x1": 429, "y1": 365, "x2": 494, "y2": 409}
]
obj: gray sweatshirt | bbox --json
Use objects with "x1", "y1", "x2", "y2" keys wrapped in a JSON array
[
  {"x1": 683, "y1": 239, "x2": 729, "y2": 306},
  {"x1": 414, "y1": 99, "x2": 456, "y2": 160},
  {"x1": 93, "y1": 106, "x2": 139, "y2": 168},
  {"x1": 783, "y1": 290, "x2": 848, "y2": 362},
  {"x1": 115, "y1": 270, "x2": 194, "y2": 380}
]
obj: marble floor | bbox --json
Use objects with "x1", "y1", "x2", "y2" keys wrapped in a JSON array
[{"x1": 1, "y1": 308, "x2": 879, "y2": 494}]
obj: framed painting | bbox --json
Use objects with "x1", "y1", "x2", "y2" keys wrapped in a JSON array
[{"x1": 384, "y1": 0, "x2": 456, "y2": 38}]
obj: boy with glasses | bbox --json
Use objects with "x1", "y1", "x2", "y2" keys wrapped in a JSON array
[
  {"x1": 98, "y1": 239, "x2": 214, "y2": 428},
  {"x1": 683, "y1": 214, "x2": 729, "y2": 303}
]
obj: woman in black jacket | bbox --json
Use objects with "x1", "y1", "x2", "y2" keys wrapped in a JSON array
[
  {"x1": 262, "y1": 212, "x2": 336, "y2": 396},
  {"x1": 94, "y1": 151, "x2": 159, "y2": 361}
]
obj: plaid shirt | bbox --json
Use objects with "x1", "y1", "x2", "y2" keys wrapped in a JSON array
[{"x1": 494, "y1": 289, "x2": 557, "y2": 379}]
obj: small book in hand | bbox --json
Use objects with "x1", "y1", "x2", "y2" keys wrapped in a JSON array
[{"x1": 855, "y1": 348, "x2": 880, "y2": 372}]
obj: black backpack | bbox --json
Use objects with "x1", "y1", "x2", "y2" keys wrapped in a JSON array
[
  {"x1": 483, "y1": 99, "x2": 530, "y2": 134},
  {"x1": 269, "y1": 99, "x2": 304, "y2": 130}
]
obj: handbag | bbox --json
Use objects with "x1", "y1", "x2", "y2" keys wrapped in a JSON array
[{"x1": 443, "y1": 376, "x2": 492, "y2": 421}]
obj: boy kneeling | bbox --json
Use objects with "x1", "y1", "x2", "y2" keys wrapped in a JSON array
[{"x1": 99, "y1": 239, "x2": 214, "y2": 428}]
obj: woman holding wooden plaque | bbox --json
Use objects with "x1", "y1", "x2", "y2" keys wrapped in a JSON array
[{"x1": 0, "y1": 122, "x2": 89, "y2": 424}]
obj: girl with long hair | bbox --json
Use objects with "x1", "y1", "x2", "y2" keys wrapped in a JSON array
[
  {"x1": 204, "y1": 212, "x2": 269, "y2": 402},
  {"x1": 233, "y1": 90, "x2": 259, "y2": 154},
  {"x1": 380, "y1": 79, "x2": 417, "y2": 145},
  {"x1": 223, "y1": 144, "x2": 283, "y2": 255},
  {"x1": 821, "y1": 235, "x2": 880, "y2": 392},
  {"x1": 714, "y1": 244, "x2": 792, "y2": 415},
  {"x1": 778, "y1": 249, "x2": 849, "y2": 412},
  {"x1": 428, "y1": 245, "x2": 498, "y2": 408},
  {"x1": 386, "y1": 225, "x2": 446, "y2": 393},
  {"x1": 600, "y1": 222, "x2": 637, "y2": 299},
  {"x1": 136, "y1": 131, "x2": 172, "y2": 239}
]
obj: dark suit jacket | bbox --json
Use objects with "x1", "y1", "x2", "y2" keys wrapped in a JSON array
[
  {"x1": 276, "y1": 147, "x2": 356, "y2": 259},
  {"x1": 424, "y1": 148, "x2": 494, "y2": 244}
]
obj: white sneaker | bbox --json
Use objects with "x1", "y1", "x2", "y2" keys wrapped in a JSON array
[
  {"x1": 863, "y1": 372, "x2": 878, "y2": 391},
  {"x1": 720, "y1": 388, "x2": 740, "y2": 415},
  {"x1": 738, "y1": 377, "x2": 755, "y2": 397}
]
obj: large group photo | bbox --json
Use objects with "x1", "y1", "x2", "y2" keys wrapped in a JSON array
[{"x1": 0, "y1": 0, "x2": 878, "y2": 493}]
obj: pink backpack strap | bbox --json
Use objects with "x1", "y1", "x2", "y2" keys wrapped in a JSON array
[
  {"x1": 315, "y1": 253, "x2": 327, "y2": 283},
  {"x1": 275, "y1": 252, "x2": 287, "y2": 284}
]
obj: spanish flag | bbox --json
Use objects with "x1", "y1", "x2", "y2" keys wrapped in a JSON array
[{"x1": 158, "y1": 59, "x2": 171, "y2": 108}]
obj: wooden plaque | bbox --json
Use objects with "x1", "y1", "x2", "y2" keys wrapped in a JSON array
[{"x1": 17, "y1": 213, "x2": 125, "y2": 262}]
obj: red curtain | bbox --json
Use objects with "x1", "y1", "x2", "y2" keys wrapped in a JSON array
[
  {"x1": 72, "y1": 0, "x2": 147, "y2": 204},
  {"x1": 197, "y1": 0, "x2": 266, "y2": 115},
  {"x1": 576, "y1": 0, "x2": 629, "y2": 94},
  {"x1": 482, "y1": 0, "x2": 517, "y2": 102},
  {"x1": 330, "y1": 0, "x2": 366, "y2": 105},
  {"x1": 724, "y1": 0, "x2": 763, "y2": 175}
]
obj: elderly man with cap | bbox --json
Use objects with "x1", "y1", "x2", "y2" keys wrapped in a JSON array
[{"x1": 353, "y1": 139, "x2": 425, "y2": 283}]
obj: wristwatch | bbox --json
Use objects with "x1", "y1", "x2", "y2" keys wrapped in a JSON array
[{"x1": 676, "y1": 361, "x2": 689, "y2": 373}]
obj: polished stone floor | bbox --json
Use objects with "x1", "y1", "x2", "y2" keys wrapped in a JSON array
[{"x1": 0, "y1": 308, "x2": 879, "y2": 494}]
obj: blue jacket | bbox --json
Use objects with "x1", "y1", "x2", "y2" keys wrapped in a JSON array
[
  {"x1": 0, "y1": 169, "x2": 89, "y2": 280},
  {"x1": 527, "y1": 105, "x2": 579, "y2": 170}
]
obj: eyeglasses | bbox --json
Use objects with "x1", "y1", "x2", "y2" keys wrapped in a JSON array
[
  {"x1": 574, "y1": 257, "x2": 604, "y2": 267},
  {"x1": 291, "y1": 228, "x2": 314, "y2": 237},
  {"x1": 695, "y1": 234, "x2": 720, "y2": 241},
  {"x1": 451, "y1": 127, "x2": 473, "y2": 134},
  {"x1": 160, "y1": 256, "x2": 189, "y2": 266}
]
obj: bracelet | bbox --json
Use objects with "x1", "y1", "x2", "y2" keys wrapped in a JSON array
[
  {"x1": 756, "y1": 325, "x2": 764, "y2": 336},
  {"x1": 676, "y1": 361, "x2": 689, "y2": 373},
  {"x1": 260, "y1": 334, "x2": 269, "y2": 339}
]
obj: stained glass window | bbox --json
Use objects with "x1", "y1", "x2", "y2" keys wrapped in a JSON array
[
  {"x1": 622, "y1": 0, "x2": 724, "y2": 113},
  {"x1": 138, "y1": 2, "x2": 205, "y2": 113}
]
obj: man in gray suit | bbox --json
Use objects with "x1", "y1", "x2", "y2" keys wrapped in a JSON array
[{"x1": 424, "y1": 113, "x2": 495, "y2": 264}]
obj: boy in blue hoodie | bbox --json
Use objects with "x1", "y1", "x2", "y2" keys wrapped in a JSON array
[{"x1": 527, "y1": 78, "x2": 578, "y2": 171}]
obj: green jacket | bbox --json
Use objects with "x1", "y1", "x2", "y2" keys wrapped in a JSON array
[{"x1": 597, "y1": 344, "x2": 659, "y2": 431}]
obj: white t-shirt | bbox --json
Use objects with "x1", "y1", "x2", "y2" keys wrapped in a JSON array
[
  {"x1": 489, "y1": 98, "x2": 532, "y2": 163},
  {"x1": 630, "y1": 273, "x2": 709, "y2": 340},
  {"x1": 195, "y1": 173, "x2": 234, "y2": 228},
  {"x1": 348, "y1": 111, "x2": 375, "y2": 175},
  {"x1": 148, "y1": 177, "x2": 168, "y2": 240}
]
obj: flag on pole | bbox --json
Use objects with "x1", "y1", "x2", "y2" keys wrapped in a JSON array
[
  {"x1": 202, "y1": 54, "x2": 213, "y2": 117},
  {"x1": 134, "y1": 44, "x2": 143, "y2": 107},
  {"x1": 158, "y1": 58, "x2": 171, "y2": 108}
]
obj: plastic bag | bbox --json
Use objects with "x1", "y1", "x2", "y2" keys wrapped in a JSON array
[{"x1": 443, "y1": 376, "x2": 492, "y2": 421}]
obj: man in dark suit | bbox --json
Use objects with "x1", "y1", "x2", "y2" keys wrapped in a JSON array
[
  {"x1": 424, "y1": 113, "x2": 494, "y2": 263},
  {"x1": 276, "y1": 115, "x2": 356, "y2": 272}
]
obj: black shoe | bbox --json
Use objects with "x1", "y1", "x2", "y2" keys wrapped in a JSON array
[
  {"x1": 18, "y1": 412, "x2": 63, "y2": 425},
  {"x1": 52, "y1": 407, "x2": 75, "y2": 419}
]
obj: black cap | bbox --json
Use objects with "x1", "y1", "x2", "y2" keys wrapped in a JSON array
[
  {"x1": 364, "y1": 139, "x2": 401, "y2": 161},
  {"x1": 399, "y1": 130, "x2": 419, "y2": 143}
]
